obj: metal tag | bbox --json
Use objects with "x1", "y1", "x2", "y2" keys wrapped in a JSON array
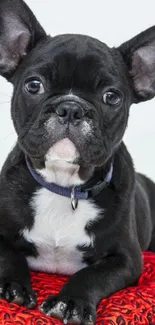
[{"x1": 71, "y1": 187, "x2": 78, "y2": 210}]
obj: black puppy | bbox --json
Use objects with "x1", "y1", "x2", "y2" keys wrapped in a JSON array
[{"x1": 0, "y1": 0, "x2": 155, "y2": 324}]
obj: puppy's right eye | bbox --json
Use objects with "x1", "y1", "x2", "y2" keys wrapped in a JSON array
[{"x1": 25, "y1": 79, "x2": 45, "y2": 95}]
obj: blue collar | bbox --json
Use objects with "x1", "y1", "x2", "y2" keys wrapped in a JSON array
[{"x1": 25, "y1": 155, "x2": 113, "y2": 210}]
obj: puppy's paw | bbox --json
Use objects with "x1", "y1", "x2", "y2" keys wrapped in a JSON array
[
  {"x1": 40, "y1": 294, "x2": 96, "y2": 325},
  {"x1": 0, "y1": 281, "x2": 36, "y2": 309}
]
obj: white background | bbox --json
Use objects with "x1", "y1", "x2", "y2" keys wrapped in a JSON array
[{"x1": 0, "y1": 0, "x2": 155, "y2": 179}]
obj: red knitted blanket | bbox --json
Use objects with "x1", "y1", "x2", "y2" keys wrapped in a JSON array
[{"x1": 0, "y1": 251, "x2": 155, "y2": 325}]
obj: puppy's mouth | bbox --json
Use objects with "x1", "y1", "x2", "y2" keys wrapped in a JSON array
[{"x1": 45, "y1": 138, "x2": 80, "y2": 166}]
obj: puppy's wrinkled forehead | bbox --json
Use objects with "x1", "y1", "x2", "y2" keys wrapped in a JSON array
[{"x1": 24, "y1": 34, "x2": 125, "y2": 91}]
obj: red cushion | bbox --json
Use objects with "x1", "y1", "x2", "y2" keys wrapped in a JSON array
[{"x1": 0, "y1": 252, "x2": 155, "y2": 324}]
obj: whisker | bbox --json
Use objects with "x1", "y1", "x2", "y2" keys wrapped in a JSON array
[{"x1": 4, "y1": 131, "x2": 16, "y2": 140}]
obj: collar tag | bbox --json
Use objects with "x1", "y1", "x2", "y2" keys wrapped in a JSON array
[{"x1": 71, "y1": 186, "x2": 78, "y2": 210}]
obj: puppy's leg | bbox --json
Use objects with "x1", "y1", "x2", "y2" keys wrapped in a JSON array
[
  {"x1": 0, "y1": 238, "x2": 36, "y2": 308},
  {"x1": 40, "y1": 249, "x2": 142, "y2": 325}
]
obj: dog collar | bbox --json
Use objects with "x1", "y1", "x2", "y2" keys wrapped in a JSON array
[{"x1": 25, "y1": 155, "x2": 113, "y2": 210}]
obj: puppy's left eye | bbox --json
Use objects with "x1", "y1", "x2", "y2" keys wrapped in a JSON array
[
  {"x1": 25, "y1": 79, "x2": 45, "y2": 95},
  {"x1": 103, "y1": 90, "x2": 122, "y2": 107}
]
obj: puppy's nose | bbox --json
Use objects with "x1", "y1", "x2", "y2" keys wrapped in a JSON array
[{"x1": 55, "y1": 101, "x2": 84, "y2": 125}]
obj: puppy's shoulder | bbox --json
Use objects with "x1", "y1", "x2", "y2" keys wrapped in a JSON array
[
  {"x1": 0, "y1": 143, "x2": 38, "y2": 203},
  {"x1": 113, "y1": 142, "x2": 135, "y2": 190}
]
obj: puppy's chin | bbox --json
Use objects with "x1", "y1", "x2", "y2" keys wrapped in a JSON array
[
  {"x1": 46, "y1": 138, "x2": 79, "y2": 165},
  {"x1": 36, "y1": 138, "x2": 85, "y2": 187}
]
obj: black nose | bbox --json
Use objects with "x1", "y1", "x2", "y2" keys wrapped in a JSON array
[{"x1": 55, "y1": 101, "x2": 84, "y2": 125}]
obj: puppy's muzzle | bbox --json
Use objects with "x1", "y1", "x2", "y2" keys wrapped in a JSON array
[
  {"x1": 51, "y1": 94, "x2": 94, "y2": 127},
  {"x1": 55, "y1": 101, "x2": 84, "y2": 126}
]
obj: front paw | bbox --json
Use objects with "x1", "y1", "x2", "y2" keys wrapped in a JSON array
[
  {"x1": 0, "y1": 280, "x2": 36, "y2": 309},
  {"x1": 40, "y1": 294, "x2": 96, "y2": 325}
]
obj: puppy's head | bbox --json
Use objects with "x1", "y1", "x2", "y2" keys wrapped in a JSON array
[{"x1": 1, "y1": 0, "x2": 155, "y2": 183}]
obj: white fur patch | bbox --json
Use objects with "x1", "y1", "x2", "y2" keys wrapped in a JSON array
[
  {"x1": 23, "y1": 188, "x2": 101, "y2": 275},
  {"x1": 37, "y1": 139, "x2": 83, "y2": 186},
  {"x1": 81, "y1": 121, "x2": 91, "y2": 135},
  {"x1": 37, "y1": 160, "x2": 83, "y2": 187},
  {"x1": 49, "y1": 138, "x2": 78, "y2": 161}
]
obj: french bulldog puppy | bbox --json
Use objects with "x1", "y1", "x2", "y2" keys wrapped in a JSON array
[{"x1": 0, "y1": 0, "x2": 155, "y2": 324}]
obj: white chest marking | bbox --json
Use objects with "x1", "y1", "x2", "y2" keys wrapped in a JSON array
[{"x1": 23, "y1": 188, "x2": 101, "y2": 275}]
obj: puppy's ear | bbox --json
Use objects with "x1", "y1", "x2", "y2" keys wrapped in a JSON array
[
  {"x1": 119, "y1": 26, "x2": 155, "y2": 102},
  {"x1": 0, "y1": 0, "x2": 46, "y2": 80}
]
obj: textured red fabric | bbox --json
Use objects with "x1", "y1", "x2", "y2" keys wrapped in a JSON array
[{"x1": 0, "y1": 252, "x2": 155, "y2": 325}]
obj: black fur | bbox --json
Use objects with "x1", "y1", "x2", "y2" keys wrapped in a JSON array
[{"x1": 0, "y1": 1, "x2": 155, "y2": 324}]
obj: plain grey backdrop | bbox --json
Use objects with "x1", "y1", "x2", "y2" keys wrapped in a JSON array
[{"x1": 0, "y1": 0, "x2": 155, "y2": 179}]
